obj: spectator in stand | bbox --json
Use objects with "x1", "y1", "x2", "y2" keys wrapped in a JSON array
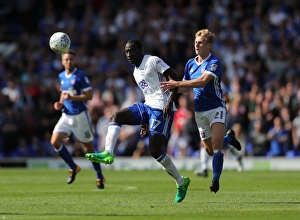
[
  {"x1": 248, "y1": 119, "x2": 268, "y2": 156},
  {"x1": 0, "y1": 108, "x2": 20, "y2": 157},
  {"x1": 266, "y1": 116, "x2": 289, "y2": 157},
  {"x1": 1, "y1": 79, "x2": 21, "y2": 108},
  {"x1": 292, "y1": 109, "x2": 300, "y2": 156}
]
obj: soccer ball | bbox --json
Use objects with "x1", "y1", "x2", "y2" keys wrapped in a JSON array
[{"x1": 49, "y1": 32, "x2": 71, "y2": 53}]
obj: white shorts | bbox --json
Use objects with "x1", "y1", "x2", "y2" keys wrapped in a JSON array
[
  {"x1": 53, "y1": 110, "x2": 94, "y2": 143},
  {"x1": 195, "y1": 107, "x2": 227, "y2": 140}
]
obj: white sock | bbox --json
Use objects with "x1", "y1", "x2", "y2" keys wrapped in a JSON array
[
  {"x1": 158, "y1": 153, "x2": 184, "y2": 186},
  {"x1": 104, "y1": 122, "x2": 121, "y2": 154},
  {"x1": 200, "y1": 146, "x2": 209, "y2": 170}
]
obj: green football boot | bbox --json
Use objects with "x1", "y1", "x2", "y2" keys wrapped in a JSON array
[
  {"x1": 175, "y1": 177, "x2": 190, "y2": 203},
  {"x1": 85, "y1": 151, "x2": 115, "y2": 164}
]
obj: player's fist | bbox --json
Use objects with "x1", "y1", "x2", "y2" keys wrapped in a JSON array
[
  {"x1": 54, "y1": 102, "x2": 63, "y2": 110},
  {"x1": 62, "y1": 92, "x2": 72, "y2": 100},
  {"x1": 140, "y1": 124, "x2": 149, "y2": 137}
]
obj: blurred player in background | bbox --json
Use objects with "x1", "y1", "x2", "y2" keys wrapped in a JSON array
[
  {"x1": 51, "y1": 50, "x2": 105, "y2": 189},
  {"x1": 86, "y1": 39, "x2": 190, "y2": 203},
  {"x1": 160, "y1": 29, "x2": 241, "y2": 193}
]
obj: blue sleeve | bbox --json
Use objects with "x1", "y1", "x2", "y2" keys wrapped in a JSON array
[
  {"x1": 206, "y1": 59, "x2": 222, "y2": 77},
  {"x1": 183, "y1": 60, "x2": 192, "y2": 80},
  {"x1": 79, "y1": 71, "x2": 92, "y2": 91}
]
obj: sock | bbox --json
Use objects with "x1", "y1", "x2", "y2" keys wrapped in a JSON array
[
  {"x1": 91, "y1": 162, "x2": 104, "y2": 179},
  {"x1": 212, "y1": 151, "x2": 224, "y2": 182},
  {"x1": 55, "y1": 144, "x2": 77, "y2": 170},
  {"x1": 200, "y1": 146, "x2": 209, "y2": 171},
  {"x1": 105, "y1": 122, "x2": 121, "y2": 154},
  {"x1": 223, "y1": 134, "x2": 233, "y2": 148},
  {"x1": 157, "y1": 153, "x2": 184, "y2": 186}
]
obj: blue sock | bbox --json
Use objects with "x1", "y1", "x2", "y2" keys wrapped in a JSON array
[
  {"x1": 223, "y1": 134, "x2": 233, "y2": 148},
  {"x1": 212, "y1": 152, "x2": 224, "y2": 182},
  {"x1": 92, "y1": 162, "x2": 104, "y2": 179},
  {"x1": 56, "y1": 144, "x2": 77, "y2": 170}
]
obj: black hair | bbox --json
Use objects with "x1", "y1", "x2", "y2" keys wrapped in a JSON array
[{"x1": 126, "y1": 39, "x2": 143, "y2": 50}]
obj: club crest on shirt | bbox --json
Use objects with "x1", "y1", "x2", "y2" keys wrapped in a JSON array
[
  {"x1": 210, "y1": 64, "x2": 218, "y2": 71},
  {"x1": 200, "y1": 130, "x2": 206, "y2": 139},
  {"x1": 71, "y1": 79, "x2": 76, "y2": 85}
]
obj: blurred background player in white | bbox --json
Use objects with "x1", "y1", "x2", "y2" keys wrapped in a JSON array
[
  {"x1": 51, "y1": 50, "x2": 105, "y2": 189},
  {"x1": 86, "y1": 39, "x2": 190, "y2": 203},
  {"x1": 160, "y1": 29, "x2": 241, "y2": 193}
]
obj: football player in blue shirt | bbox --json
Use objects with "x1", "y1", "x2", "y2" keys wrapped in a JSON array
[
  {"x1": 85, "y1": 39, "x2": 190, "y2": 203},
  {"x1": 51, "y1": 50, "x2": 105, "y2": 189},
  {"x1": 160, "y1": 29, "x2": 241, "y2": 193}
]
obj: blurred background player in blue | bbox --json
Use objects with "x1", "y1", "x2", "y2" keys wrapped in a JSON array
[
  {"x1": 86, "y1": 39, "x2": 190, "y2": 203},
  {"x1": 51, "y1": 50, "x2": 105, "y2": 189},
  {"x1": 160, "y1": 29, "x2": 241, "y2": 193}
]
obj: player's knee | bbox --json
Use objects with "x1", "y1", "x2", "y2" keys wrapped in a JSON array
[
  {"x1": 206, "y1": 148, "x2": 214, "y2": 156},
  {"x1": 51, "y1": 139, "x2": 61, "y2": 149},
  {"x1": 148, "y1": 148, "x2": 161, "y2": 159}
]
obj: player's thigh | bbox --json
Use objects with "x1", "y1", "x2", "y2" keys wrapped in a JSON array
[
  {"x1": 115, "y1": 106, "x2": 138, "y2": 125},
  {"x1": 206, "y1": 107, "x2": 227, "y2": 151},
  {"x1": 126, "y1": 103, "x2": 150, "y2": 125},
  {"x1": 72, "y1": 112, "x2": 94, "y2": 143},
  {"x1": 52, "y1": 115, "x2": 72, "y2": 147},
  {"x1": 195, "y1": 111, "x2": 212, "y2": 141},
  {"x1": 148, "y1": 108, "x2": 174, "y2": 138}
]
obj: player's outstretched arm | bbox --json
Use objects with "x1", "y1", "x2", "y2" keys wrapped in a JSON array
[{"x1": 162, "y1": 68, "x2": 179, "y2": 118}]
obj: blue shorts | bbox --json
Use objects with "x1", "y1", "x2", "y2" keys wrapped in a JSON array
[{"x1": 127, "y1": 103, "x2": 174, "y2": 139}]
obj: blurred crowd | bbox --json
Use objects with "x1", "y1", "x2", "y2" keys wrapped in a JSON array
[{"x1": 0, "y1": 0, "x2": 299, "y2": 159}]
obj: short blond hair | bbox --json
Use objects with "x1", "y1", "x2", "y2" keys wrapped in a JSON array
[
  {"x1": 61, "y1": 49, "x2": 76, "y2": 59},
  {"x1": 195, "y1": 29, "x2": 215, "y2": 44}
]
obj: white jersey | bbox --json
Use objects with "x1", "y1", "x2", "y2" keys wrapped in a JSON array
[{"x1": 133, "y1": 55, "x2": 175, "y2": 110}]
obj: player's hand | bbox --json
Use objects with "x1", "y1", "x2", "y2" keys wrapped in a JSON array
[
  {"x1": 54, "y1": 102, "x2": 63, "y2": 110},
  {"x1": 163, "y1": 101, "x2": 172, "y2": 118},
  {"x1": 140, "y1": 124, "x2": 149, "y2": 137},
  {"x1": 160, "y1": 77, "x2": 177, "y2": 92},
  {"x1": 62, "y1": 92, "x2": 72, "y2": 100}
]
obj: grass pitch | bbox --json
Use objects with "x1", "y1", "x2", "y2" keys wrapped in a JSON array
[{"x1": 0, "y1": 168, "x2": 299, "y2": 220}]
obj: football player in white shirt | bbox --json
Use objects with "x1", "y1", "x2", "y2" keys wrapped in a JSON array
[
  {"x1": 86, "y1": 39, "x2": 190, "y2": 203},
  {"x1": 160, "y1": 29, "x2": 242, "y2": 193}
]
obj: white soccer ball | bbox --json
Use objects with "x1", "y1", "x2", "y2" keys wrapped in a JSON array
[{"x1": 49, "y1": 32, "x2": 71, "y2": 53}]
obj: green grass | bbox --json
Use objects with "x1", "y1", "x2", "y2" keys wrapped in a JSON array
[{"x1": 0, "y1": 168, "x2": 299, "y2": 220}]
